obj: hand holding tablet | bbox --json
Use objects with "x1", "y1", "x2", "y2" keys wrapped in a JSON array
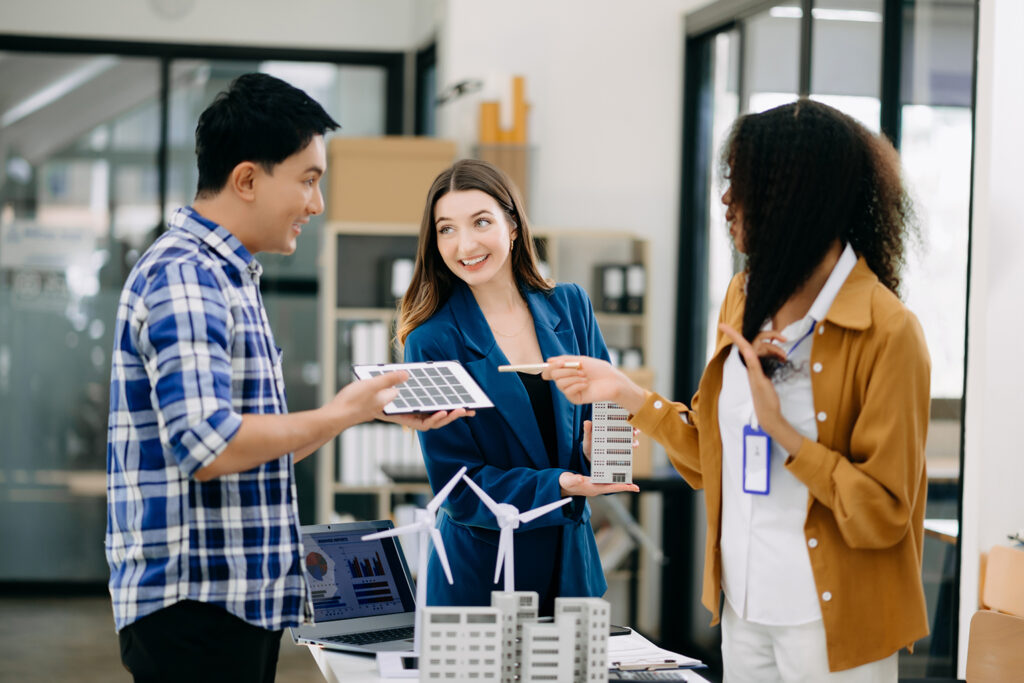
[{"x1": 352, "y1": 361, "x2": 494, "y2": 414}]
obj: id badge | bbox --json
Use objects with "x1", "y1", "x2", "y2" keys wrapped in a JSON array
[{"x1": 742, "y1": 425, "x2": 771, "y2": 495}]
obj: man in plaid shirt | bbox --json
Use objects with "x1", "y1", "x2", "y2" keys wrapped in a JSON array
[{"x1": 106, "y1": 73, "x2": 469, "y2": 682}]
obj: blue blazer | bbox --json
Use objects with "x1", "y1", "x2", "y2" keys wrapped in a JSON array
[{"x1": 404, "y1": 281, "x2": 610, "y2": 609}]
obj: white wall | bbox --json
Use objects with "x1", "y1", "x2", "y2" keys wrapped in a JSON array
[
  {"x1": 958, "y1": 0, "x2": 1024, "y2": 675},
  {"x1": 437, "y1": 0, "x2": 702, "y2": 397},
  {"x1": 0, "y1": 0, "x2": 434, "y2": 52}
]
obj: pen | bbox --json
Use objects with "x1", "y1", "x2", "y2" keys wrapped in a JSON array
[{"x1": 497, "y1": 361, "x2": 581, "y2": 374}]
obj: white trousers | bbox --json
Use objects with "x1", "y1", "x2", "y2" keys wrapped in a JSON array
[{"x1": 721, "y1": 600, "x2": 899, "y2": 683}]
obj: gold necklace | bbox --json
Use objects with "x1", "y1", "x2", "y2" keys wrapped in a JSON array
[{"x1": 489, "y1": 307, "x2": 532, "y2": 337}]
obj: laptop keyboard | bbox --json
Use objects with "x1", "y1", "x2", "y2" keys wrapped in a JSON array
[{"x1": 323, "y1": 626, "x2": 414, "y2": 645}]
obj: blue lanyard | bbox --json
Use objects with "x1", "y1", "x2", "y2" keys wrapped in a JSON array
[{"x1": 784, "y1": 318, "x2": 817, "y2": 359}]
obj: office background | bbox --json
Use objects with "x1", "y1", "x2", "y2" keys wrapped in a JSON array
[{"x1": 0, "y1": 0, "x2": 1020, "y2": 680}]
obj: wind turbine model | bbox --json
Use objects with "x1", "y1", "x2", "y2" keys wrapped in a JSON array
[
  {"x1": 460, "y1": 474, "x2": 571, "y2": 592},
  {"x1": 362, "y1": 464, "x2": 466, "y2": 658}
]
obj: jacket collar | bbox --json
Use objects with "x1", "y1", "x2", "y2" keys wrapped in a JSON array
[
  {"x1": 821, "y1": 256, "x2": 876, "y2": 331},
  {"x1": 450, "y1": 281, "x2": 566, "y2": 357},
  {"x1": 712, "y1": 254, "x2": 878, "y2": 361},
  {"x1": 450, "y1": 282, "x2": 574, "y2": 469}
]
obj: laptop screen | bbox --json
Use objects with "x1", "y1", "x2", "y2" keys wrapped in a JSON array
[{"x1": 301, "y1": 523, "x2": 417, "y2": 624}]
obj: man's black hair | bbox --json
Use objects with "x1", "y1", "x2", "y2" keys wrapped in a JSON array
[{"x1": 194, "y1": 72, "x2": 340, "y2": 197}]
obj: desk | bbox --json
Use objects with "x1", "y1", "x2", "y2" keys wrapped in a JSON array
[
  {"x1": 306, "y1": 645, "x2": 712, "y2": 682},
  {"x1": 923, "y1": 518, "x2": 959, "y2": 545}
]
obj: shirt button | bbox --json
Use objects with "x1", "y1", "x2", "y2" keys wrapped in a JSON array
[
  {"x1": 812, "y1": 362, "x2": 823, "y2": 373},
  {"x1": 817, "y1": 411, "x2": 827, "y2": 422},
  {"x1": 822, "y1": 591, "x2": 832, "y2": 602},
  {"x1": 808, "y1": 538, "x2": 818, "y2": 548},
  {"x1": 653, "y1": 400, "x2": 663, "y2": 409},
  {"x1": 818, "y1": 325, "x2": 825, "y2": 335}
]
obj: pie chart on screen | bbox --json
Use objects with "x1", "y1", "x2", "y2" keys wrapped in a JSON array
[{"x1": 306, "y1": 551, "x2": 328, "y2": 580}]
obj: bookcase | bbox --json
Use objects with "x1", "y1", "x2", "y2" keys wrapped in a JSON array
[{"x1": 316, "y1": 222, "x2": 653, "y2": 524}]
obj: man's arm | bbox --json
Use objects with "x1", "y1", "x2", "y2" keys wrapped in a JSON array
[{"x1": 195, "y1": 371, "x2": 470, "y2": 481}]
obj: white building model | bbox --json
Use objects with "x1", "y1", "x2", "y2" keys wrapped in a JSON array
[
  {"x1": 419, "y1": 606, "x2": 503, "y2": 681},
  {"x1": 589, "y1": 401, "x2": 634, "y2": 484},
  {"x1": 492, "y1": 591, "x2": 538, "y2": 682},
  {"x1": 419, "y1": 592, "x2": 610, "y2": 682}
]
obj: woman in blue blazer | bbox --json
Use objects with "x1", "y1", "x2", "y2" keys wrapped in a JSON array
[{"x1": 397, "y1": 160, "x2": 638, "y2": 614}]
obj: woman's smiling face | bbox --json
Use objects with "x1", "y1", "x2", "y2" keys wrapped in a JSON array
[{"x1": 434, "y1": 189, "x2": 517, "y2": 289}]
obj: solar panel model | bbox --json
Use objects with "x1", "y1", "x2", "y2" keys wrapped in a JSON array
[
  {"x1": 351, "y1": 361, "x2": 494, "y2": 414},
  {"x1": 589, "y1": 401, "x2": 634, "y2": 484}
]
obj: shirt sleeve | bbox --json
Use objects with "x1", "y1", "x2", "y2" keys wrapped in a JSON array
[
  {"x1": 784, "y1": 305, "x2": 931, "y2": 549},
  {"x1": 137, "y1": 261, "x2": 242, "y2": 477}
]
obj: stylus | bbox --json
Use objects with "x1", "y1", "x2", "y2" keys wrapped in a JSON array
[{"x1": 497, "y1": 361, "x2": 581, "y2": 374}]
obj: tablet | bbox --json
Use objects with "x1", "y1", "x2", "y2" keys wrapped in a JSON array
[{"x1": 351, "y1": 361, "x2": 494, "y2": 414}]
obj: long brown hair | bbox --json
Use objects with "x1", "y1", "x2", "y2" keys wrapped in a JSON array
[
  {"x1": 396, "y1": 159, "x2": 552, "y2": 344},
  {"x1": 722, "y1": 99, "x2": 915, "y2": 360}
]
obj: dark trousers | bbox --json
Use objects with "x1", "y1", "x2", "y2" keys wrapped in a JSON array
[{"x1": 118, "y1": 600, "x2": 283, "y2": 683}]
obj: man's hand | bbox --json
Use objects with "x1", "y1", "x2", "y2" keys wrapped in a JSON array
[
  {"x1": 328, "y1": 370, "x2": 409, "y2": 425},
  {"x1": 331, "y1": 370, "x2": 474, "y2": 431}
]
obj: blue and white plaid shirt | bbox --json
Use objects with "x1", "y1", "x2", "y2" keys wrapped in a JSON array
[{"x1": 106, "y1": 206, "x2": 309, "y2": 632}]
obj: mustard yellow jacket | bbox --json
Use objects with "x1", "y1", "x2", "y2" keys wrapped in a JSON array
[{"x1": 631, "y1": 257, "x2": 931, "y2": 672}]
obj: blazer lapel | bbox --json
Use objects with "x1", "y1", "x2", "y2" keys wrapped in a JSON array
[
  {"x1": 527, "y1": 289, "x2": 578, "y2": 469},
  {"x1": 453, "y1": 285, "x2": 551, "y2": 470}
]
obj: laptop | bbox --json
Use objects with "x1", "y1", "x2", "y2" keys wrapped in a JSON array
[{"x1": 290, "y1": 520, "x2": 418, "y2": 654}]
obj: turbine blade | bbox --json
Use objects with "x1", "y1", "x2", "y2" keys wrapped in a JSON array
[
  {"x1": 430, "y1": 527, "x2": 454, "y2": 585},
  {"x1": 428, "y1": 465, "x2": 468, "y2": 513},
  {"x1": 461, "y1": 474, "x2": 502, "y2": 516},
  {"x1": 494, "y1": 530, "x2": 509, "y2": 584},
  {"x1": 361, "y1": 522, "x2": 419, "y2": 541},
  {"x1": 518, "y1": 497, "x2": 572, "y2": 524},
  {"x1": 504, "y1": 536, "x2": 515, "y2": 592}
]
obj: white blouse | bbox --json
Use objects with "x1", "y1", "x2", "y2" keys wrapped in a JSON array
[{"x1": 717, "y1": 243, "x2": 857, "y2": 625}]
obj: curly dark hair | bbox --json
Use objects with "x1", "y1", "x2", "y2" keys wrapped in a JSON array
[{"x1": 721, "y1": 99, "x2": 915, "y2": 358}]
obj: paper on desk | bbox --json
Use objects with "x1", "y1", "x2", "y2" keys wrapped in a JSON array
[{"x1": 607, "y1": 629, "x2": 703, "y2": 669}]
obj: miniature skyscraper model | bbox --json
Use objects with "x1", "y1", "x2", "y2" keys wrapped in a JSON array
[
  {"x1": 491, "y1": 591, "x2": 539, "y2": 683},
  {"x1": 521, "y1": 617, "x2": 574, "y2": 681},
  {"x1": 555, "y1": 597, "x2": 610, "y2": 683},
  {"x1": 460, "y1": 474, "x2": 571, "y2": 591},
  {"x1": 419, "y1": 606, "x2": 503, "y2": 680},
  {"x1": 419, "y1": 590, "x2": 612, "y2": 682},
  {"x1": 361, "y1": 465, "x2": 466, "y2": 677},
  {"x1": 589, "y1": 401, "x2": 634, "y2": 484}
]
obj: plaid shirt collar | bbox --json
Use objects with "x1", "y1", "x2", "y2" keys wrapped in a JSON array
[{"x1": 172, "y1": 206, "x2": 263, "y2": 281}]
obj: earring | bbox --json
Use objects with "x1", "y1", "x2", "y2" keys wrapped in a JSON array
[{"x1": 510, "y1": 238, "x2": 515, "y2": 253}]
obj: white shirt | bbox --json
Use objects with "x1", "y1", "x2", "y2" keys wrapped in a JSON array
[{"x1": 717, "y1": 243, "x2": 858, "y2": 625}]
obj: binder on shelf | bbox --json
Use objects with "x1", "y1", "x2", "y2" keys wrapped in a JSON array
[
  {"x1": 620, "y1": 347, "x2": 644, "y2": 370},
  {"x1": 595, "y1": 264, "x2": 626, "y2": 313},
  {"x1": 378, "y1": 256, "x2": 415, "y2": 308},
  {"x1": 624, "y1": 263, "x2": 645, "y2": 314}
]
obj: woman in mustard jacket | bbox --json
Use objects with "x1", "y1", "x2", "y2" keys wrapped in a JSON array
[{"x1": 546, "y1": 100, "x2": 930, "y2": 680}]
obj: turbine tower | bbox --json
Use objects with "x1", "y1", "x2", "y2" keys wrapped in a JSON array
[
  {"x1": 362, "y1": 465, "x2": 466, "y2": 655},
  {"x1": 460, "y1": 474, "x2": 571, "y2": 592}
]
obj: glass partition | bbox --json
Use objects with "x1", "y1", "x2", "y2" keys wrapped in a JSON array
[
  {"x1": 0, "y1": 42, "x2": 400, "y2": 579},
  {"x1": 0, "y1": 52, "x2": 162, "y2": 580}
]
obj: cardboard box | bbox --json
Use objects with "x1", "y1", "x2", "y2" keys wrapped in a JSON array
[
  {"x1": 328, "y1": 137, "x2": 456, "y2": 223},
  {"x1": 476, "y1": 143, "x2": 529, "y2": 206}
]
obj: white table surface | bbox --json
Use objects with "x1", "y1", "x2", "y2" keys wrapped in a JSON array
[{"x1": 306, "y1": 645, "x2": 712, "y2": 682}]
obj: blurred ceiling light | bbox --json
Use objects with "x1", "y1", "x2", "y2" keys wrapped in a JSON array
[
  {"x1": 1, "y1": 56, "x2": 119, "y2": 128},
  {"x1": 769, "y1": 7, "x2": 882, "y2": 23}
]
